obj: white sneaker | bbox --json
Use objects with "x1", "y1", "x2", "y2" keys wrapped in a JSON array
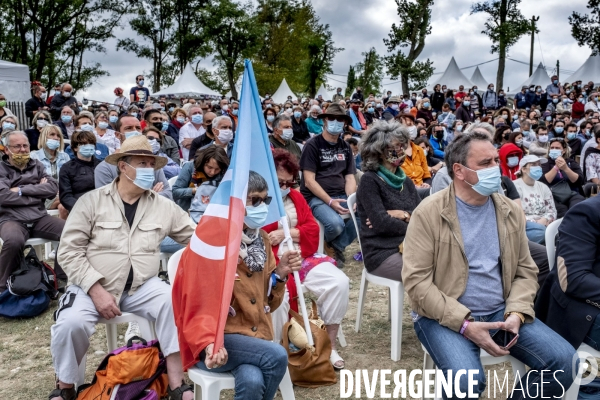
[{"x1": 125, "y1": 321, "x2": 142, "y2": 343}]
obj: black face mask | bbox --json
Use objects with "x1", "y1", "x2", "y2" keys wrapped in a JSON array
[
  {"x1": 152, "y1": 122, "x2": 163, "y2": 131},
  {"x1": 435, "y1": 131, "x2": 444, "y2": 139},
  {"x1": 503, "y1": 133, "x2": 509, "y2": 140}
]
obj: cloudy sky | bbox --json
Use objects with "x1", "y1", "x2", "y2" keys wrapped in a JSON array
[{"x1": 80, "y1": 0, "x2": 592, "y2": 101}]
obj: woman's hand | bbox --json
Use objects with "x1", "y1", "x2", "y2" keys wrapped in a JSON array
[
  {"x1": 387, "y1": 210, "x2": 410, "y2": 222},
  {"x1": 536, "y1": 217, "x2": 549, "y2": 227},
  {"x1": 276, "y1": 250, "x2": 302, "y2": 279},
  {"x1": 268, "y1": 229, "x2": 285, "y2": 246},
  {"x1": 432, "y1": 163, "x2": 442, "y2": 173},
  {"x1": 205, "y1": 343, "x2": 228, "y2": 369},
  {"x1": 555, "y1": 157, "x2": 567, "y2": 171}
]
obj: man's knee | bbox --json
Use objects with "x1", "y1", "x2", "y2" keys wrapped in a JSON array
[
  {"x1": 52, "y1": 316, "x2": 91, "y2": 344},
  {"x1": 1, "y1": 229, "x2": 26, "y2": 250}
]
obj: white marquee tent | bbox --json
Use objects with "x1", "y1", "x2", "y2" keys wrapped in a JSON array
[
  {"x1": 271, "y1": 78, "x2": 296, "y2": 104},
  {"x1": 566, "y1": 55, "x2": 600, "y2": 86},
  {"x1": 509, "y1": 63, "x2": 550, "y2": 95},
  {"x1": 0, "y1": 60, "x2": 30, "y2": 102},
  {"x1": 427, "y1": 57, "x2": 474, "y2": 91},
  {"x1": 225, "y1": 75, "x2": 243, "y2": 99},
  {"x1": 470, "y1": 66, "x2": 491, "y2": 89},
  {"x1": 316, "y1": 84, "x2": 329, "y2": 99},
  {"x1": 152, "y1": 64, "x2": 220, "y2": 97}
]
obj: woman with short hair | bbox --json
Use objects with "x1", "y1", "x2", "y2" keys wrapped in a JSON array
[
  {"x1": 356, "y1": 120, "x2": 421, "y2": 282},
  {"x1": 305, "y1": 105, "x2": 324, "y2": 135},
  {"x1": 143, "y1": 126, "x2": 181, "y2": 179},
  {"x1": 0, "y1": 114, "x2": 18, "y2": 140},
  {"x1": 24, "y1": 110, "x2": 52, "y2": 151},
  {"x1": 94, "y1": 110, "x2": 120, "y2": 154}
]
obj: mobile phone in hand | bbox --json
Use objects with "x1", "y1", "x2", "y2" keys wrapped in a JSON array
[{"x1": 492, "y1": 329, "x2": 519, "y2": 350}]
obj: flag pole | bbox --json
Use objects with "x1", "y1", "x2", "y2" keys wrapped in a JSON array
[{"x1": 280, "y1": 215, "x2": 315, "y2": 347}]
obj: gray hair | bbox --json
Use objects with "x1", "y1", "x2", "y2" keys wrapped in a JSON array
[
  {"x1": 360, "y1": 120, "x2": 410, "y2": 172},
  {"x1": 465, "y1": 121, "x2": 494, "y2": 139},
  {"x1": 273, "y1": 114, "x2": 291, "y2": 130},
  {"x1": 213, "y1": 115, "x2": 231, "y2": 130},
  {"x1": 444, "y1": 132, "x2": 492, "y2": 179},
  {"x1": 248, "y1": 170, "x2": 268, "y2": 194},
  {"x1": 33, "y1": 110, "x2": 52, "y2": 127},
  {"x1": 2, "y1": 130, "x2": 28, "y2": 146},
  {"x1": 61, "y1": 105, "x2": 75, "y2": 115},
  {"x1": 116, "y1": 155, "x2": 133, "y2": 177},
  {"x1": 309, "y1": 105, "x2": 321, "y2": 113}
]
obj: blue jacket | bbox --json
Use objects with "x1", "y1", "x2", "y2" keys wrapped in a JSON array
[
  {"x1": 534, "y1": 196, "x2": 600, "y2": 349},
  {"x1": 429, "y1": 137, "x2": 447, "y2": 159},
  {"x1": 524, "y1": 91, "x2": 536, "y2": 108}
]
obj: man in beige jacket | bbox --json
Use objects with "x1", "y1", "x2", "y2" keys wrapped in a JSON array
[
  {"x1": 50, "y1": 136, "x2": 195, "y2": 400},
  {"x1": 402, "y1": 132, "x2": 575, "y2": 399}
]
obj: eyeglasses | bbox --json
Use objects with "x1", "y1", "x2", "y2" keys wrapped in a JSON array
[
  {"x1": 278, "y1": 179, "x2": 296, "y2": 189},
  {"x1": 8, "y1": 144, "x2": 30, "y2": 151},
  {"x1": 248, "y1": 195, "x2": 272, "y2": 207},
  {"x1": 325, "y1": 116, "x2": 347, "y2": 122}
]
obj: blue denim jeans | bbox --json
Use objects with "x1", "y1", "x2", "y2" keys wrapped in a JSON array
[
  {"x1": 160, "y1": 236, "x2": 184, "y2": 254},
  {"x1": 584, "y1": 313, "x2": 600, "y2": 351},
  {"x1": 196, "y1": 334, "x2": 288, "y2": 400},
  {"x1": 414, "y1": 308, "x2": 576, "y2": 399},
  {"x1": 525, "y1": 221, "x2": 546, "y2": 244},
  {"x1": 308, "y1": 195, "x2": 357, "y2": 252}
]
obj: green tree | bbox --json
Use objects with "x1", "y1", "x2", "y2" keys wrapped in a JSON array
[
  {"x1": 471, "y1": 0, "x2": 532, "y2": 91},
  {"x1": 172, "y1": 0, "x2": 211, "y2": 75},
  {"x1": 384, "y1": 0, "x2": 435, "y2": 94},
  {"x1": 345, "y1": 65, "x2": 356, "y2": 97},
  {"x1": 202, "y1": 0, "x2": 264, "y2": 98},
  {"x1": 116, "y1": 0, "x2": 177, "y2": 92},
  {"x1": 355, "y1": 47, "x2": 384, "y2": 95},
  {"x1": 569, "y1": 0, "x2": 600, "y2": 55}
]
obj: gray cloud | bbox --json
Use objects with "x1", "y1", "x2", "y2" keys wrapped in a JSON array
[{"x1": 81, "y1": 0, "x2": 593, "y2": 100}]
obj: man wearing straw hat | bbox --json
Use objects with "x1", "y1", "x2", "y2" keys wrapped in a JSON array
[{"x1": 50, "y1": 135, "x2": 196, "y2": 400}]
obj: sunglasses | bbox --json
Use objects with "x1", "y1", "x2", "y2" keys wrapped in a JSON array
[
  {"x1": 37, "y1": 118, "x2": 49, "y2": 121},
  {"x1": 278, "y1": 179, "x2": 296, "y2": 188},
  {"x1": 325, "y1": 116, "x2": 347, "y2": 122},
  {"x1": 248, "y1": 196, "x2": 272, "y2": 207}
]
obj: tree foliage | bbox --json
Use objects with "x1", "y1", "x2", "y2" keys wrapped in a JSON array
[
  {"x1": 383, "y1": 0, "x2": 435, "y2": 94},
  {"x1": 355, "y1": 48, "x2": 384, "y2": 95},
  {"x1": 471, "y1": 0, "x2": 531, "y2": 90},
  {"x1": 0, "y1": 0, "x2": 125, "y2": 93},
  {"x1": 345, "y1": 65, "x2": 356, "y2": 97},
  {"x1": 569, "y1": 0, "x2": 600, "y2": 55}
]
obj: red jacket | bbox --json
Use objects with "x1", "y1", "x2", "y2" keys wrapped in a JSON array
[
  {"x1": 572, "y1": 101, "x2": 585, "y2": 120},
  {"x1": 263, "y1": 188, "x2": 319, "y2": 312},
  {"x1": 499, "y1": 143, "x2": 524, "y2": 180}
]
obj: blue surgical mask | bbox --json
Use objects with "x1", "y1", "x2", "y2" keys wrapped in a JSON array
[
  {"x1": 161, "y1": 121, "x2": 169, "y2": 131},
  {"x1": 46, "y1": 139, "x2": 60, "y2": 150},
  {"x1": 280, "y1": 187, "x2": 290, "y2": 197},
  {"x1": 545, "y1": 116, "x2": 552, "y2": 122},
  {"x1": 244, "y1": 203, "x2": 269, "y2": 229},
  {"x1": 191, "y1": 114, "x2": 203, "y2": 124},
  {"x1": 553, "y1": 80, "x2": 558, "y2": 85},
  {"x1": 463, "y1": 165, "x2": 501, "y2": 196},
  {"x1": 293, "y1": 111, "x2": 302, "y2": 119},
  {"x1": 2, "y1": 122, "x2": 15, "y2": 131},
  {"x1": 176, "y1": 117, "x2": 186, "y2": 124},
  {"x1": 138, "y1": 80, "x2": 145, "y2": 86},
  {"x1": 507, "y1": 156, "x2": 519, "y2": 167},
  {"x1": 554, "y1": 127, "x2": 564, "y2": 134},
  {"x1": 549, "y1": 149, "x2": 562, "y2": 159},
  {"x1": 423, "y1": 102, "x2": 430, "y2": 108},
  {"x1": 125, "y1": 163, "x2": 154, "y2": 190},
  {"x1": 98, "y1": 121, "x2": 109, "y2": 129},
  {"x1": 80, "y1": 124, "x2": 94, "y2": 132},
  {"x1": 456, "y1": 125, "x2": 463, "y2": 132},
  {"x1": 78, "y1": 144, "x2": 96, "y2": 158},
  {"x1": 326, "y1": 120, "x2": 344, "y2": 135},
  {"x1": 169, "y1": 107, "x2": 174, "y2": 113},
  {"x1": 567, "y1": 132, "x2": 577, "y2": 140},
  {"x1": 125, "y1": 131, "x2": 141, "y2": 139},
  {"x1": 109, "y1": 116, "x2": 118, "y2": 123},
  {"x1": 463, "y1": 100, "x2": 470, "y2": 107},
  {"x1": 368, "y1": 107, "x2": 374, "y2": 113},
  {"x1": 131, "y1": 112, "x2": 138, "y2": 118},
  {"x1": 232, "y1": 109, "x2": 239, "y2": 116},
  {"x1": 61, "y1": 115, "x2": 72, "y2": 124},
  {"x1": 528, "y1": 166, "x2": 543, "y2": 181},
  {"x1": 553, "y1": 99, "x2": 558, "y2": 104},
  {"x1": 267, "y1": 115, "x2": 275, "y2": 122}
]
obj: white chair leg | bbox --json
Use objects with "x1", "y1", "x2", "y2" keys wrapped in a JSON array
[
  {"x1": 278, "y1": 367, "x2": 295, "y2": 400},
  {"x1": 388, "y1": 287, "x2": 391, "y2": 322},
  {"x1": 389, "y1": 283, "x2": 403, "y2": 361},
  {"x1": 193, "y1": 383, "x2": 201, "y2": 400},
  {"x1": 422, "y1": 353, "x2": 435, "y2": 400},
  {"x1": 77, "y1": 353, "x2": 87, "y2": 389},
  {"x1": 355, "y1": 269, "x2": 368, "y2": 332},
  {"x1": 105, "y1": 323, "x2": 118, "y2": 352},
  {"x1": 337, "y1": 326, "x2": 347, "y2": 348},
  {"x1": 564, "y1": 380, "x2": 580, "y2": 400}
]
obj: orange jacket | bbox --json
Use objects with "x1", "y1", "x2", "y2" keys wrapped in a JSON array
[{"x1": 401, "y1": 142, "x2": 431, "y2": 186}]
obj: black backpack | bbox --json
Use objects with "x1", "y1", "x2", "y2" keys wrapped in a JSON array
[{"x1": 0, "y1": 245, "x2": 59, "y2": 318}]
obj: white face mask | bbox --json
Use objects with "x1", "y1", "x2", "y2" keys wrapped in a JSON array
[
  {"x1": 216, "y1": 128, "x2": 233, "y2": 144},
  {"x1": 280, "y1": 128, "x2": 294, "y2": 141},
  {"x1": 63, "y1": 92, "x2": 72, "y2": 98},
  {"x1": 408, "y1": 126, "x2": 418, "y2": 140}
]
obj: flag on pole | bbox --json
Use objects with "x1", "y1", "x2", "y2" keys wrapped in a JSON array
[{"x1": 172, "y1": 59, "x2": 291, "y2": 370}]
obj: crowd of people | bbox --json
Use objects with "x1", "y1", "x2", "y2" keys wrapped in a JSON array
[{"x1": 1, "y1": 72, "x2": 600, "y2": 399}]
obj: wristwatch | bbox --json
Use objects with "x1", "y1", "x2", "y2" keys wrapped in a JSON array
[{"x1": 274, "y1": 273, "x2": 287, "y2": 284}]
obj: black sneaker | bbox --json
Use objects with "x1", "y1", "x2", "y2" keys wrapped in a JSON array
[{"x1": 334, "y1": 247, "x2": 346, "y2": 269}]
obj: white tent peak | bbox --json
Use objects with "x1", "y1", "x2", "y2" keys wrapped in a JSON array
[
  {"x1": 427, "y1": 57, "x2": 474, "y2": 91},
  {"x1": 509, "y1": 63, "x2": 549, "y2": 95},
  {"x1": 566, "y1": 55, "x2": 600, "y2": 86},
  {"x1": 271, "y1": 78, "x2": 296, "y2": 104},
  {"x1": 316, "y1": 84, "x2": 329, "y2": 99},
  {"x1": 470, "y1": 66, "x2": 491, "y2": 89},
  {"x1": 152, "y1": 64, "x2": 221, "y2": 97}
]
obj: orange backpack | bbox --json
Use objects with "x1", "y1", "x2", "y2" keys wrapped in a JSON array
[{"x1": 78, "y1": 337, "x2": 168, "y2": 400}]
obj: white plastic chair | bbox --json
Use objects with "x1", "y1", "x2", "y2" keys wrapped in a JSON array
[
  {"x1": 545, "y1": 218, "x2": 563, "y2": 271},
  {"x1": 564, "y1": 342, "x2": 600, "y2": 400},
  {"x1": 25, "y1": 237, "x2": 57, "y2": 260},
  {"x1": 167, "y1": 175, "x2": 178, "y2": 188},
  {"x1": 348, "y1": 193, "x2": 405, "y2": 361},
  {"x1": 167, "y1": 249, "x2": 295, "y2": 400},
  {"x1": 421, "y1": 344, "x2": 527, "y2": 400},
  {"x1": 159, "y1": 252, "x2": 172, "y2": 272}
]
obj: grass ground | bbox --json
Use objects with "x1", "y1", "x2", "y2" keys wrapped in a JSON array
[{"x1": 0, "y1": 242, "x2": 514, "y2": 399}]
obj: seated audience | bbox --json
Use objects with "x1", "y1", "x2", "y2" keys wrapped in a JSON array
[
  {"x1": 143, "y1": 126, "x2": 180, "y2": 179},
  {"x1": 51, "y1": 138, "x2": 196, "y2": 400},
  {"x1": 0, "y1": 131, "x2": 67, "y2": 292},
  {"x1": 173, "y1": 146, "x2": 229, "y2": 218},
  {"x1": 428, "y1": 124, "x2": 447, "y2": 158},
  {"x1": 402, "y1": 132, "x2": 575, "y2": 399},
  {"x1": 513, "y1": 155, "x2": 557, "y2": 244},
  {"x1": 582, "y1": 126, "x2": 600, "y2": 196},
  {"x1": 188, "y1": 112, "x2": 217, "y2": 159},
  {"x1": 174, "y1": 171, "x2": 300, "y2": 400},
  {"x1": 66, "y1": 112, "x2": 110, "y2": 161},
  {"x1": 25, "y1": 110, "x2": 52, "y2": 150},
  {"x1": 540, "y1": 138, "x2": 585, "y2": 218},
  {"x1": 292, "y1": 105, "x2": 310, "y2": 143},
  {"x1": 493, "y1": 124, "x2": 511, "y2": 148},
  {"x1": 268, "y1": 114, "x2": 301, "y2": 159},
  {"x1": 508, "y1": 130, "x2": 527, "y2": 154},
  {"x1": 54, "y1": 106, "x2": 75, "y2": 140},
  {"x1": 499, "y1": 143, "x2": 523, "y2": 180},
  {"x1": 529, "y1": 124, "x2": 550, "y2": 157},
  {"x1": 94, "y1": 110, "x2": 120, "y2": 154},
  {"x1": 398, "y1": 125, "x2": 432, "y2": 199},
  {"x1": 306, "y1": 105, "x2": 324, "y2": 136},
  {"x1": 299, "y1": 104, "x2": 357, "y2": 268},
  {"x1": 413, "y1": 136, "x2": 443, "y2": 176},
  {"x1": 199, "y1": 115, "x2": 234, "y2": 159},
  {"x1": 266, "y1": 149, "x2": 349, "y2": 369},
  {"x1": 264, "y1": 108, "x2": 276, "y2": 134},
  {"x1": 58, "y1": 130, "x2": 101, "y2": 215},
  {"x1": 356, "y1": 120, "x2": 420, "y2": 282},
  {"x1": 166, "y1": 107, "x2": 187, "y2": 144},
  {"x1": 179, "y1": 106, "x2": 205, "y2": 160}
]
